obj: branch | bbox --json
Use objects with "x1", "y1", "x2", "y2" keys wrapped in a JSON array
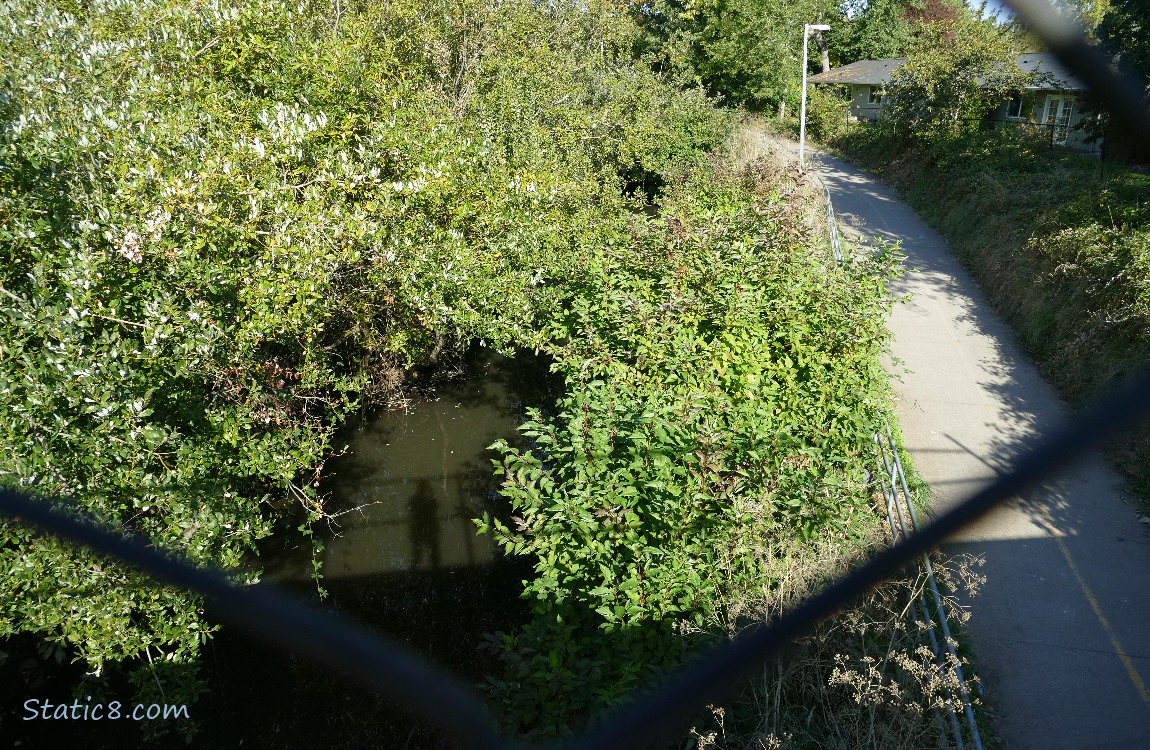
[
  {"x1": 190, "y1": 35, "x2": 223, "y2": 60},
  {"x1": 0, "y1": 284, "x2": 23, "y2": 304},
  {"x1": 92, "y1": 312, "x2": 146, "y2": 329}
]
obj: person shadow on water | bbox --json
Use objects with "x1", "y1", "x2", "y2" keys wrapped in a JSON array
[{"x1": 408, "y1": 478, "x2": 441, "y2": 571}]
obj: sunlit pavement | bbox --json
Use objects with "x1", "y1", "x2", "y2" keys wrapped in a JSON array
[{"x1": 814, "y1": 150, "x2": 1150, "y2": 749}]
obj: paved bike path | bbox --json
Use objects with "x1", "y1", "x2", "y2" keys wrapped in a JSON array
[{"x1": 813, "y1": 152, "x2": 1150, "y2": 749}]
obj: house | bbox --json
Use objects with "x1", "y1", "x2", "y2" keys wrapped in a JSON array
[
  {"x1": 807, "y1": 58, "x2": 906, "y2": 124},
  {"x1": 992, "y1": 53, "x2": 1095, "y2": 151},
  {"x1": 808, "y1": 53, "x2": 1099, "y2": 151}
]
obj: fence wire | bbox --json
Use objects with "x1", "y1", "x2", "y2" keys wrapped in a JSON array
[{"x1": 2, "y1": 2, "x2": 1149, "y2": 748}]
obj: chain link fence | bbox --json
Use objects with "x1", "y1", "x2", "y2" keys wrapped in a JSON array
[{"x1": 2, "y1": 1, "x2": 1149, "y2": 747}]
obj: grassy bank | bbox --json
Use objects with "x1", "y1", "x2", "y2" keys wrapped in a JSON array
[
  {"x1": 478, "y1": 135, "x2": 983, "y2": 747},
  {"x1": 832, "y1": 126, "x2": 1150, "y2": 500}
]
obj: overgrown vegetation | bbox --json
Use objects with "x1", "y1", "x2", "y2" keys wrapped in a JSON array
[
  {"x1": 476, "y1": 144, "x2": 982, "y2": 744},
  {"x1": 883, "y1": 17, "x2": 1029, "y2": 136},
  {"x1": 828, "y1": 0, "x2": 970, "y2": 67},
  {"x1": 804, "y1": 85, "x2": 854, "y2": 142},
  {"x1": 832, "y1": 124, "x2": 1150, "y2": 498},
  {"x1": 627, "y1": 0, "x2": 838, "y2": 110},
  {"x1": 3, "y1": 0, "x2": 989, "y2": 745},
  {"x1": 1089, "y1": 0, "x2": 1150, "y2": 160},
  {"x1": 0, "y1": 0, "x2": 728, "y2": 727},
  {"x1": 688, "y1": 538, "x2": 985, "y2": 750}
]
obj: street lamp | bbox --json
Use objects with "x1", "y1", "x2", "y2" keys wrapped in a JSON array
[{"x1": 799, "y1": 23, "x2": 831, "y2": 172}]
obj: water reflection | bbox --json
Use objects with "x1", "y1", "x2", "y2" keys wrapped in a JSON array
[
  {"x1": 409, "y1": 479, "x2": 441, "y2": 570},
  {"x1": 261, "y1": 350, "x2": 552, "y2": 581},
  {"x1": 204, "y1": 349, "x2": 561, "y2": 749}
]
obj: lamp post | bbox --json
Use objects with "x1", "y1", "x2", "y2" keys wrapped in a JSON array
[{"x1": 799, "y1": 23, "x2": 831, "y2": 172}]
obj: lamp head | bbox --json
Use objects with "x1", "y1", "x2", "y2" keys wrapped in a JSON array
[{"x1": 809, "y1": 24, "x2": 831, "y2": 31}]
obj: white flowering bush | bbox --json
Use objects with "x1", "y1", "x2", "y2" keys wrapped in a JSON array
[{"x1": 0, "y1": 0, "x2": 729, "y2": 728}]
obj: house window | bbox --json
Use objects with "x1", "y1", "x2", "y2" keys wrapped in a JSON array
[
  {"x1": 1006, "y1": 93, "x2": 1026, "y2": 119},
  {"x1": 1043, "y1": 95, "x2": 1075, "y2": 145},
  {"x1": 867, "y1": 86, "x2": 883, "y2": 104}
]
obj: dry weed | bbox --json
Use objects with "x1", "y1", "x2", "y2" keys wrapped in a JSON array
[{"x1": 684, "y1": 496, "x2": 986, "y2": 750}]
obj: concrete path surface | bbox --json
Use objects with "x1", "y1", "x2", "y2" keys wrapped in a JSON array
[{"x1": 812, "y1": 151, "x2": 1150, "y2": 749}]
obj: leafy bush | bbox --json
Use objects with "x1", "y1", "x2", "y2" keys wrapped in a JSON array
[
  {"x1": 476, "y1": 158, "x2": 902, "y2": 739},
  {"x1": 806, "y1": 85, "x2": 852, "y2": 142},
  {"x1": 0, "y1": 0, "x2": 729, "y2": 723},
  {"x1": 884, "y1": 18, "x2": 1029, "y2": 137}
]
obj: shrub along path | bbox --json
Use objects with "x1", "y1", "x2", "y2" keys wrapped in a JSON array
[{"x1": 813, "y1": 150, "x2": 1150, "y2": 748}]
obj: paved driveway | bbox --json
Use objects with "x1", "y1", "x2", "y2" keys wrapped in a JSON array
[{"x1": 814, "y1": 151, "x2": 1150, "y2": 749}]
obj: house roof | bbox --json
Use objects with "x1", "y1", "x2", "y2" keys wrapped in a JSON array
[
  {"x1": 808, "y1": 58, "x2": 906, "y2": 85},
  {"x1": 1017, "y1": 53, "x2": 1087, "y2": 91},
  {"x1": 809, "y1": 53, "x2": 1088, "y2": 92}
]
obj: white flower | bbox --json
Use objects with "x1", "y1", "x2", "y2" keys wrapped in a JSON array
[
  {"x1": 117, "y1": 230, "x2": 143, "y2": 263},
  {"x1": 142, "y1": 208, "x2": 169, "y2": 241}
]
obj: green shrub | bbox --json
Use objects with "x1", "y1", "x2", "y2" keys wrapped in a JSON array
[
  {"x1": 0, "y1": 0, "x2": 730, "y2": 725},
  {"x1": 476, "y1": 159, "x2": 901, "y2": 739},
  {"x1": 805, "y1": 85, "x2": 852, "y2": 142},
  {"x1": 883, "y1": 18, "x2": 1029, "y2": 138}
]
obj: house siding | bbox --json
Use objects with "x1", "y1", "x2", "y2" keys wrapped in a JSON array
[
  {"x1": 988, "y1": 92, "x2": 1100, "y2": 152},
  {"x1": 848, "y1": 85, "x2": 883, "y2": 122}
]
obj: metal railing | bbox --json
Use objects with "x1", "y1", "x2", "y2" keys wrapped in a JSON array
[
  {"x1": 954, "y1": 117, "x2": 1098, "y2": 152},
  {"x1": 820, "y1": 157, "x2": 983, "y2": 748},
  {"x1": 822, "y1": 181, "x2": 845, "y2": 263},
  {"x1": 873, "y1": 428, "x2": 983, "y2": 750},
  {"x1": 993, "y1": 119, "x2": 1084, "y2": 150},
  {"x1": 2, "y1": 2, "x2": 1149, "y2": 748}
]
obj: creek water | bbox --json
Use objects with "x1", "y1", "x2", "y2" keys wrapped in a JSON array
[
  {"x1": 261, "y1": 350, "x2": 554, "y2": 583},
  {"x1": 202, "y1": 348, "x2": 561, "y2": 748}
]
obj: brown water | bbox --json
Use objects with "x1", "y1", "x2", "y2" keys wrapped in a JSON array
[
  {"x1": 261, "y1": 353, "x2": 538, "y2": 583},
  {"x1": 201, "y1": 348, "x2": 561, "y2": 749}
]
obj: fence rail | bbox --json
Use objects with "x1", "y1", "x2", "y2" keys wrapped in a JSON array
[
  {"x1": 822, "y1": 182, "x2": 845, "y2": 263},
  {"x1": 955, "y1": 117, "x2": 1098, "y2": 152},
  {"x1": 2, "y1": 2, "x2": 1149, "y2": 747},
  {"x1": 873, "y1": 428, "x2": 983, "y2": 750},
  {"x1": 820, "y1": 160, "x2": 984, "y2": 749}
]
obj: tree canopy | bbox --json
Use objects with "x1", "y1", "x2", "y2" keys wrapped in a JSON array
[
  {"x1": 830, "y1": 0, "x2": 917, "y2": 64},
  {"x1": 827, "y1": 0, "x2": 972, "y2": 66},
  {"x1": 629, "y1": 0, "x2": 838, "y2": 109},
  {"x1": 1097, "y1": 0, "x2": 1150, "y2": 84},
  {"x1": 884, "y1": 16, "x2": 1030, "y2": 135}
]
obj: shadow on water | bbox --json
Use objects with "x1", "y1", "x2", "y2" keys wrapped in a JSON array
[{"x1": 200, "y1": 347, "x2": 563, "y2": 749}]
